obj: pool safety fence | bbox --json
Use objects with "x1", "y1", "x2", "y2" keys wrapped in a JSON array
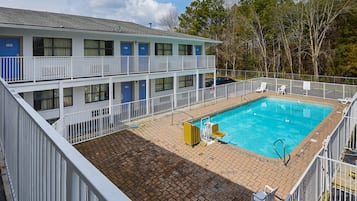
[
  {"x1": 60, "y1": 77, "x2": 357, "y2": 145},
  {"x1": 0, "y1": 78, "x2": 130, "y2": 201},
  {"x1": 287, "y1": 93, "x2": 357, "y2": 200},
  {"x1": 216, "y1": 69, "x2": 357, "y2": 85}
]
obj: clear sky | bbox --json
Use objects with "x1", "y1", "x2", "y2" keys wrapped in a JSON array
[{"x1": 0, "y1": 0, "x2": 194, "y2": 28}]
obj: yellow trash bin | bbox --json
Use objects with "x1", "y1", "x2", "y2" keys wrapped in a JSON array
[{"x1": 184, "y1": 122, "x2": 201, "y2": 146}]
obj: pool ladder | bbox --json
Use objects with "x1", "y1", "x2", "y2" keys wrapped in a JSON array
[{"x1": 273, "y1": 139, "x2": 291, "y2": 166}]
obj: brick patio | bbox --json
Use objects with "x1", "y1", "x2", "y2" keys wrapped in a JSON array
[{"x1": 75, "y1": 93, "x2": 345, "y2": 201}]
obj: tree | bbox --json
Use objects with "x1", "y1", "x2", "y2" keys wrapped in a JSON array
[
  {"x1": 275, "y1": 1, "x2": 295, "y2": 76},
  {"x1": 177, "y1": 0, "x2": 227, "y2": 39},
  {"x1": 237, "y1": 0, "x2": 278, "y2": 76},
  {"x1": 331, "y1": 0, "x2": 357, "y2": 76},
  {"x1": 303, "y1": 0, "x2": 351, "y2": 79},
  {"x1": 158, "y1": 8, "x2": 179, "y2": 32}
]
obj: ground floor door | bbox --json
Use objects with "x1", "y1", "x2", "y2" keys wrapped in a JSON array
[
  {"x1": 139, "y1": 80, "x2": 146, "y2": 100},
  {"x1": 121, "y1": 81, "x2": 133, "y2": 103}
]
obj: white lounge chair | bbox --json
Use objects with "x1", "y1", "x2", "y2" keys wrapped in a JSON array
[
  {"x1": 251, "y1": 185, "x2": 278, "y2": 201},
  {"x1": 338, "y1": 97, "x2": 352, "y2": 104},
  {"x1": 256, "y1": 82, "x2": 267, "y2": 93},
  {"x1": 277, "y1": 85, "x2": 286, "y2": 95}
]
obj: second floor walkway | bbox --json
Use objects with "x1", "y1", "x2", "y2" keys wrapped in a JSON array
[{"x1": 1, "y1": 55, "x2": 215, "y2": 83}]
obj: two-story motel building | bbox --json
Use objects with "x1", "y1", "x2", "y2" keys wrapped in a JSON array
[{"x1": 0, "y1": 7, "x2": 219, "y2": 135}]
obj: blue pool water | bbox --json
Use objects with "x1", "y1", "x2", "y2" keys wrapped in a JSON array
[{"x1": 194, "y1": 98, "x2": 334, "y2": 158}]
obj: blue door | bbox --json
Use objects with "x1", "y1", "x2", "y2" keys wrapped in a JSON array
[
  {"x1": 138, "y1": 43, "x2": 148, "y2": 72},
  {"x1": 195, "y1": 46, "x2": 202, "y2": 56},
  {"x1": 0, "y1": 38, "x2": 20, "y2": 80},
  {"x1": 121, "y1": 81, "x2": 132, "y2": 112},
  {"x1": 121, "y1": 81, "x2": 133, "y2": 103},
  {"x1": 121, "y1": 42, "x2": 132, "y2": 73},
  {"x1": 139, "y1": 80, "x2": 146, "y2": 108},
  {"x1": 195, "y1": 45, "x2": 202, "y2": 68},
  {"x1": 139, "y1": 80, "x2": 146, "y2": 100}
]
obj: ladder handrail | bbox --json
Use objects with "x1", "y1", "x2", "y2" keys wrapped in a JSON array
[
  {"x1": 200, "y1": 116, "x2": 210, "y2": 140},
  {"x1": 273, "y1": 139, "x2": 291, "y2": 166}
]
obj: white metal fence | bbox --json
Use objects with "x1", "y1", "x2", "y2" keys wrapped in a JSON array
[
  {"x1": 217, "y1": 69, "x2": 357, "y2": 85},
  {"x1": 287, "y1": 93, "x2": 357, "y2": 200},
  {"x1": 0, "y1": 78, "x2": 131, "y2": 201},
  {"x1": 0, "y1": 55, "x2": 215, "y2": 83},
  {"x1": 61, "y1": 77, "x2": 357, "y2": 145}
]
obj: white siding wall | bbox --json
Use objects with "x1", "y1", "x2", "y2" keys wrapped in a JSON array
[{"x1": 0, "y1": 27, "x2": 208, "y2": 120}]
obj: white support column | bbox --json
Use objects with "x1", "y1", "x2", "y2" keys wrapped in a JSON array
[
  {"x1": 109, "y1": 77, "x2": 113, "y2": 115},
  {"x1": 196, "y1": 71, "x2": 200, "y2": 103},
  {"x1": 173, "y1": 72, "x2": 177, "y2": 108},
  {"x1": 58, "y1": 81, "x2": 64, "y2": 119},
  {"x1": 213, "y1": 70, "x2": 217, "y2": 98},
  {"x1": 146, "y1": 75, "x2": 150, "y2": 115}
]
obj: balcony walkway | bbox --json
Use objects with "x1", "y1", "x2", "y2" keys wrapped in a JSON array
[{"x1": 75, "y1": 93, "x2": 345, "y2": 201}]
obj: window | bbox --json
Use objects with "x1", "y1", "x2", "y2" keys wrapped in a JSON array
[
  {"x1": 155, "y1": 77, "x2": 173, "y2": 92},
  {"x1": 84, "y1": 40, "x2": 113, "y2": 56},
  {"x1": 33, "y1": 37, "x2": 72, "y2": 56},
  {"x1": 85, "y1": 84, "x2": 109, "y2": 103},
  {"x1": 179, "y1": 75, "x2": 193, "y2": 88},
  {"x1": 63, "y1": 88, "x2": 73, "y2": 107},
  {"x1": 155, "y1": 43, "x2": 172, "y2": 55},
  {"x1": 34, "y1": 88, "x2": 72, "y2": 111},
  {"x1": 179, "y1": 44, "x2": 193, "y2": 55}
]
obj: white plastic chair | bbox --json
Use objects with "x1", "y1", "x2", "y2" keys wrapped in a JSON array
[
  {"x1": 251, "y1": 185, "x2": 278, "y2": 201},
  {"x1": 338, "y1": 97, "x2": 352, "y2": 104},
  {"x1": 256, "y1": 82, "x2": 267, "y2": 93},
  {"x1": 277, "y1": 85, "x2": 286, "y2": 95}
]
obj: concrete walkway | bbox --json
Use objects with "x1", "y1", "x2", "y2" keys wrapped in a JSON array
[{"x1": 76, "y1": 93, "x2": 344, "y2": 201}]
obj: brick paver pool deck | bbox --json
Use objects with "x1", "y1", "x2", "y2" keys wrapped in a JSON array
[{"x1": 75, "y1": 93, "x2": 345, "y2": 201}]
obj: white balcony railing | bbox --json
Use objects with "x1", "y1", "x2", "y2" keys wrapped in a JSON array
[
  {"x1": 0, "y1": 55, "x2": 216, "y2": 83},
  {"x1": 0, "y1": 78, "x2": 131, "y2": 201}
]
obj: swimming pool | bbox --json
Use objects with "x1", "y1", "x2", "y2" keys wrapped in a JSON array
[{"x1": 194, "y1": 97, "x2": 334, "y2": 158}]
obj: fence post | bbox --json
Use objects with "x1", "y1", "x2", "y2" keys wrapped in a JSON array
[
  {"x1": 151, "y1": 98, "x2": 154, "y2": 120},
  {"x1": 127, "y1": 57, "x2": 130, "y2": 75},
  {"x1": 343, "y1": 85, "x2": 345, "y2": 98},
  {"x1": 226, "y1": 85, "x2": 228, "y2": 100},
  {"x1": 188, "y1": 92, "x2": 191, "y2": 110},
  {"x1": 128, "y1": 103, "x2": 131, "y2": 123},
  {"x1": 148, "y1": 56, "x2": 151, "y2": 73}
]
